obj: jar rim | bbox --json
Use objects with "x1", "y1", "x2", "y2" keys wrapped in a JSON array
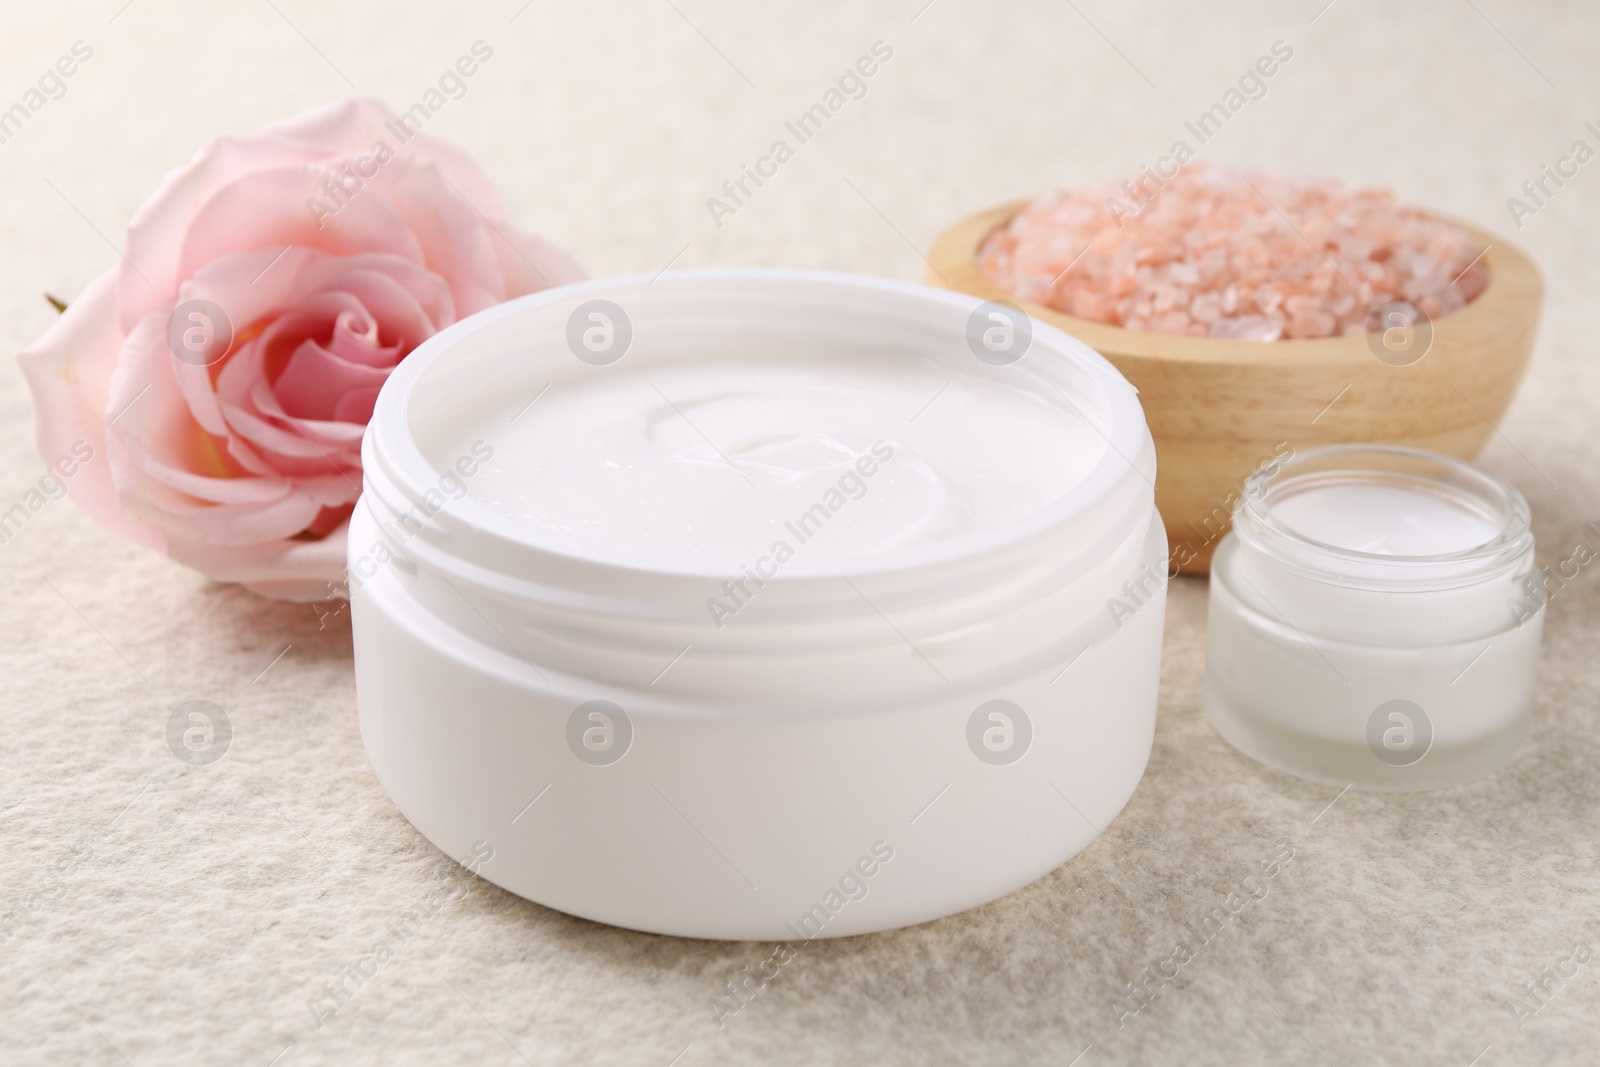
[
  {"x1": 1234, "y1": 444, "x2": 1534, "y2": 588},
  {"x1": 364, "y1": 267, "x2": 1156, "y2": 586}
]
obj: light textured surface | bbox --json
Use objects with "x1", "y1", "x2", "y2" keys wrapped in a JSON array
[{"x1": 2, "y1": 2, "x2": 1598, "y2": 1064}]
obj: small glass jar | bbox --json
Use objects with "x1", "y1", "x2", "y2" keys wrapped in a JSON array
[{"x1": 1205, "y1": 445, "x2": 1543, "y2": 791}]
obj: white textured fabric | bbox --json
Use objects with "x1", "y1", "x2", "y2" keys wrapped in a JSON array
[{"x1": 2, "y1": 2, "x2": 1597, "y2": 1064}]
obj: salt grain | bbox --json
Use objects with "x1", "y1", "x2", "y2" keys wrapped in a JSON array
[{"x1": 978, "y1": 166, "x2": 1488, "y2": 341}]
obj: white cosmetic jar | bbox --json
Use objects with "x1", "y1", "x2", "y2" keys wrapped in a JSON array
[
  {"x1": 351, "y1": 269, "x2": 1166, "y2": 940},
  {"x1": 1206, "y1": 445, "x2": 1542, "y2": 792}
]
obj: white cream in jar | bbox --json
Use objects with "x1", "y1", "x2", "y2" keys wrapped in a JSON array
[
  {"x1": 1268, "y1": 482, "x2": 1502, "y2": 557},
  {"x1": 450, "y1": 357, "x2": 1103, "y2": 564},
  {"x1": 352, "y1": 269, "x2": 1167, "y2": 939},
  {"x1": 1205, "y1": 445, "x2": 1542, "y2": 791}
]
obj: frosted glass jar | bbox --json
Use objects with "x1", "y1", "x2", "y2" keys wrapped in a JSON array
[
  {"x1": 350, "y1": 269, "x2": 1168, "y2": 940},
  {"x1": 1206, "y1": 445, "x2": 1542, "y2": 791}
]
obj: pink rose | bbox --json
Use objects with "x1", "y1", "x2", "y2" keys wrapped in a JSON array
[{"x1": 20, "y1": 98, "x2": 584, "y2": 600}]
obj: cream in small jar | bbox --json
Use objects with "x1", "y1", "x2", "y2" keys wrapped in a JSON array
[{"x1": 1205, "y1": 445, "x2": 1542, "y2": 791}]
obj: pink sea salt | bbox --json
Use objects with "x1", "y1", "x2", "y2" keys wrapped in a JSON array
[{"x1": 978, "y1": 166, "x2": 1488, "y2": 341}]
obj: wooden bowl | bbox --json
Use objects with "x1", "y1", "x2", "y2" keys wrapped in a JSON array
[{"x1": 927, "y1": 200, "x2": 1543, "y2": 574}]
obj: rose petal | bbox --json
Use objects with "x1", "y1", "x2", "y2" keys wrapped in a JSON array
[
  {"x1": 176, "y1": 165, "x2": 426, "y2": 289},
  {"x1": 163, "y1": 518, "x2": 351, "y2": 601},
  {"x1": 259, "y1": 98, "x2": 397, "y2": 159},
  {"x1": 272, "y1": 99, "x2": 505, "y2": 216},
  {"x1": 274, "y1": 338, "x2": 394, "y2": 422},
  {"x1": 366, "y1": 156, "x2": 508, "y2": 316},
  {"x1": 18, "y1": 269, "x2": 166, "y2": 550},
  {"x1": 104, "y1": 314, "x2": 335, "y2": 545},
  {"x1": 292, "y1": 255, "x2": 455, "y2": 339},
  {"x1": 123, "y1": 481, "x2": 323, "y2": 546},
  {"x1": 332, "y1": 387, "x2": 382, "y2": 425},
  {"x1": 121, "y1": 136, "x2": 334, "y2": 331},
  {"x1": 492, "y1": 221, "x2": 588, "y2": 297},
  {"x1": 109, "y1": 312, "x2": 283, "y2": 504},
  {"x1": 172, "y1": 246, "x2": 328, "y2": 437}
]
